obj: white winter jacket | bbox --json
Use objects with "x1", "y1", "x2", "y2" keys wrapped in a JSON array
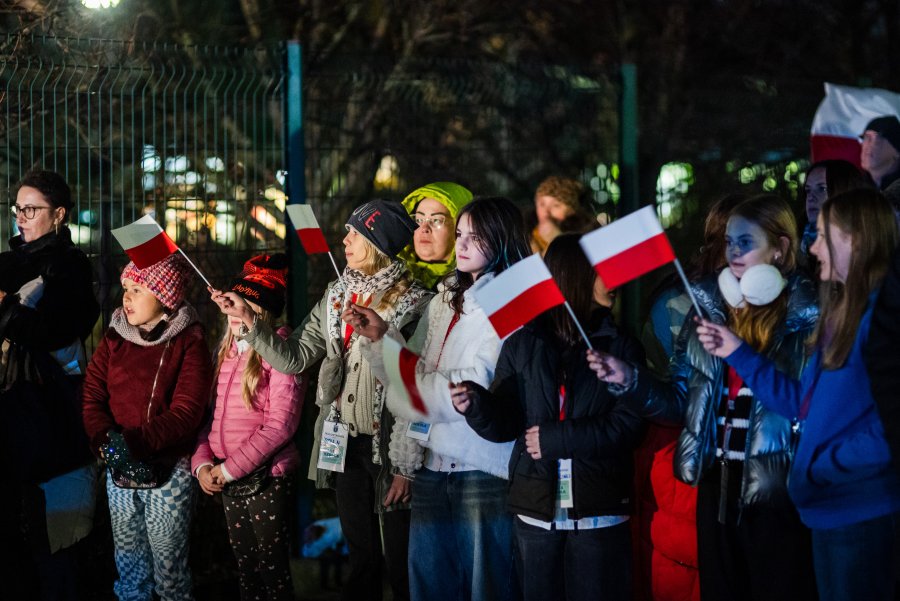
[{"x1": 362, "y1": 275, "x2": 513, "y2": 479}]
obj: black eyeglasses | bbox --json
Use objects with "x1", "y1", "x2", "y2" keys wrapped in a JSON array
[{"x1": 11, "y1": 205, "x2": 53, "y2": 220}]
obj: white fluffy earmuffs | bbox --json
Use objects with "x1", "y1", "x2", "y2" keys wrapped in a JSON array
[{"x1": 717, "y1": 264, "x2": 786, "y2": 308}]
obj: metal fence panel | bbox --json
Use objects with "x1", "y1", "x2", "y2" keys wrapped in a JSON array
[
  {"x1": 300, "y1": 55, "x2": 623, "y2": 297},
  {"x1": 0, "y1": 35, "x2": 288, "y2": 349},
  {"x1": 1, "y1": 37, "x2": 626, "y2": 348}
]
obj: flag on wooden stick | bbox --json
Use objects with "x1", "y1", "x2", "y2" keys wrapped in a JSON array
[
  {"x1": 111, "y1": 215, "x2": 178, "y2": 269},
  {"x1": 286, "y1": 204, "x2": 330, "y2": 254},
  {"x1": 112, "y1": 215, "x2": 211, "y2": 287},
  {"x1": 473, "y1": 254, "x2": 566, "y2": 340},
  {"x1": 579, "y1": 205, "x2": 676, "y2": 290},
  {"x1": 382, "y1": 336, "x2": 428, "y2": 417}
]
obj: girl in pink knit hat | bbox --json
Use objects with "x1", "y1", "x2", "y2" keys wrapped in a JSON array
[{"x1": 82, "y1": 254, "x2": 213, "y2": 601}]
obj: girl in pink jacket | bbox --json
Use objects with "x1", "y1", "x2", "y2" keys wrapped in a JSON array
[{"x1": 191, "y1": 254, "x2": 305, "y2": 601}]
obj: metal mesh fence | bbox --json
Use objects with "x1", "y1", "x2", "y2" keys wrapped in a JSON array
[
  {"x1": 300, "y1": 55, "x2": 623, "y2": 296},
  {"x1": 0, "y1": 35, "x2": 288, "y2": 348},
  {"x1": 1, "y1": 37, "x2": 627, "y2": 346}
]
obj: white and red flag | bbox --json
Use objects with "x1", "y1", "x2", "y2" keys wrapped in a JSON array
[
  {"x1": 111, "y1": 215, "x2": 178, "y2": 269},
  {"x1": 382, "y1": 335, "x2": 428, "y2": 416},
  {"x1": 579, "y1": 205, "x2": 675, "y2": 290},
  {"x1": 286, "y1": 204, "x2": 330, "y2": 255},
  {"x1": 810, "y1": 83, "x2": 900, "y2": 166},
  {"x1": 473, "y1": 254, "x2": 565, "y2": 340}
]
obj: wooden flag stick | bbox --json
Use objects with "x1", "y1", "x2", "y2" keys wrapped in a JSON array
[
  {"x1": 563, "y1": 300, "x2": 594, "y2": 350},
  {"x1": 673, "y1": 258, "x2": 705, "y2": 319},
  {"x1": 327, "y1": 251, "x2": 343, "y2": 282},
  {"x1": 176, "y1": 247, "x2": 212, "y2": 289}
]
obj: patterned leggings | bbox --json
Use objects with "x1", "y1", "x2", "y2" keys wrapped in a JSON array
[
  {"x1": 105, "y1": 457, "x2": 195, "y2": 601},
  {"x1": 222, "y1": 475, "x2": 295, "y2": 601}
]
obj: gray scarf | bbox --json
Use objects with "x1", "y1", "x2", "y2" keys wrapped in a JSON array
[
  {"x1": 341, "y1": 260, "x2": 406, "y2": 295},
  {"x1": 110, "y1": 304, "x2": 199, "y2": 346}
]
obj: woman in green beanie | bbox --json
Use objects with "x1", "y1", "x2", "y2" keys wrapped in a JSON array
[{"x1": 398, "y1": 182, "x2": 473, "y2": 289}]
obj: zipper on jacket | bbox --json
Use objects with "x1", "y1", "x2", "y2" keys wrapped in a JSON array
[
  {"x1": 146, "y1": 341, "x2": 171, "y2": 422},
  {"x1": 219, "y1": 352, "x2": 243, "y2": 453}
]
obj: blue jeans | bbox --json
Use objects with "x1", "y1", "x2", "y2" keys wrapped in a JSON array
[
  {"x1": 812, "y1": 512, "x2": 897, "y2": 601},
  {"x1": 515, "y1": 518, "x2": 631, "y2": 601},
  {"x1": 409, "y1": 468, "x2": 515, "y2": 601}
]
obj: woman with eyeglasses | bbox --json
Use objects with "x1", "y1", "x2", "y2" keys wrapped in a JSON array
[
  {"x1": 346, "y1": 196, "x2": 532, "y2": 601},
  {"x1": 397, "y1": 182, "x2": 473, "y2": 290},
  {"x1": 2, "y1": 170, "x2": 100, "y2": 601}
]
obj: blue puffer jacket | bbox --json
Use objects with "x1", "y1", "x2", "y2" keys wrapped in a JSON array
[
  {"x1": 728, "y1": 294, "x2": 900, "y2": 529},
  {"x1": 627, "y1": 271, "x2": 819, "y2": 509}
]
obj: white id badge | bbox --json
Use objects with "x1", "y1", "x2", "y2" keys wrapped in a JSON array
[
  {"x1": 406, "y1": 421, "x2": 432, "y2": 441},
  {"x1": 317, "y1": 419, "x2": 349, "y2": 473},
  {"x1": 558, "y1": 458, "x2": 573, "y2": 508}
]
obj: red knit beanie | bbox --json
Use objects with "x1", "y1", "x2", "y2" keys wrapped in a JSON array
[
  {"x1": 230, "y1": 253, "x2": 288, "y2": 315},
  {"x1": 120, "y1": 254, "x2": 191, "y2": 310}
]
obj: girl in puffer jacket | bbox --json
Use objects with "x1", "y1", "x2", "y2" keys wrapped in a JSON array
[
  {"x1": 192, "y1": 254, "x2": 305, "y2": 601},
  {"x1": 210, "y1": 200, "x2": 432, "y2": 601},
  {"x1": 589, "y1": 195, "x2": 819, "y2": 601}
]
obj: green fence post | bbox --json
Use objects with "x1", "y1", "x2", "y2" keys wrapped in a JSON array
[
  {"x1": 282, "y1": 39, "x2": 317, "y2": 538},
  {"x1": 284, "y1": 41, "x2": 307, "y2": 322},
  {"x1": 619, "y1": 63, "x2": 641, "y2": 333}
]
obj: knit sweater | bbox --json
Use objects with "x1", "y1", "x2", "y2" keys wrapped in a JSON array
[
  {"x1": 242, "y1": 276, "x2": 432, "y2": 509},
  {"x1": 727, "y1": 296, "x2": 900, "y2": 529},
  {"x1": 363, "y1": 274, "x2": 513, "y2": 479}
]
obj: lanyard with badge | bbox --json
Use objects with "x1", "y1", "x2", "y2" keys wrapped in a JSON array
[
  {"x1": 557, "y1": 383, "x2": 574, "y2": 509},
  {"x1": 406, "y1": 310, "x2": 462, "y2": 442},
  {"x1": 318, "y1": 293, "x2": 371, "y2": 473}
]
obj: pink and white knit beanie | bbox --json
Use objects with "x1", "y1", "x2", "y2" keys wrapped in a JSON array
[{"x1": 120, "y1": 254, "x2": 191, "y2": 310}]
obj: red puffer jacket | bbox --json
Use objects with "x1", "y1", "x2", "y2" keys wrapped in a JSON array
[
  {"x1": 191, "y1": 327, "x2": 306, "y2": 480},
  {"x1": 82, "y1": 306, "x2": 213, "y2": 465},
  {"x1": 632, "y1": 424, "x2": 700, "y2": 601}
]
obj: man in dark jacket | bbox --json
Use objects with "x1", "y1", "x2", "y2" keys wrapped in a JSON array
[{"x1": 860, "y1": 115, "x2": 900, "y2": 190}]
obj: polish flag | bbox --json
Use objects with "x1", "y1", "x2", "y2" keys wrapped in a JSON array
[
  {"x1": 111, "y1": 215, "x2": 178, "y2": 269},
  {"x1": 579, "y1": 206, "x2": 675, "y2": 290},
  {"x1": 382, "y1": 336, "x2": 428, "y2": 416},
  {"x1": 286, "y1": 204, "x2": 330, "y2": 254},
  {"x1": 473, "y1": 254, "x2": 565, "y2": 339},
  {"x1": 810, "y1": 83, "x2": 900, "y2": 166}
]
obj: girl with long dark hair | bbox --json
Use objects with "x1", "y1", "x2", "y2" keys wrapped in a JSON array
[
  {"x1": 344, "y1": 196, "x2": 531, "y2": 601},
  {"x1": 450, "y1": 233, "x2": 645, "y2": 601}
]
